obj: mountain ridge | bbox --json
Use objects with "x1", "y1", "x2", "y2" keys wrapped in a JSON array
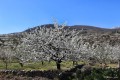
[
  {"x1": 0, "y1": 24, "x2": 120, "y2": 49},
  {"x1": 0, "y1": 24, "x2": 119, "y2": 35},
  {"x1": 23, "y1": 24, "x2": 114, "y2": 33}
]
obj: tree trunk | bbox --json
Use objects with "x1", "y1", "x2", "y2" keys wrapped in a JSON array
[
  {"x1": 56, "y1": 62, "x2": 61, "y2": 70},
  {"x1": 41, "y1": 61, "x2": 44, "y2": 65},
  {"x1": 73, "y1": 61, "x2": 78, "y2": 66},
  {"x1": 19, "y1": 62, "x2": 24, "y2": 67},
  {"x1": 73, "y1": 61, "x2": 75, "y2": 66},
  {"x1": 5, "y1": 62, "x2": 8, "y2": 70},
  {"x1": 118, "y1": 59, "x2": 120, "y2": 80},
  {"x1": 118, "y1": 59, "x2": 120, "y2": 69},
  {"x1": 3, "y1": 59, "x2": 8, "y2": 70},
  {"x1": 76, "y1": 61, "x2": 78, "y2": 65},
  {"x1": 48, "y1": 60, "x2": 51, "y2": 64}
]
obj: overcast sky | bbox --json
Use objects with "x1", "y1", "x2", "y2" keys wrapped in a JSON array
[{"x1": 0, "y1": 0, "x2": 120, "y2": 34}]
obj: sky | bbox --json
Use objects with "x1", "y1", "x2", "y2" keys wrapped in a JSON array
[{"x1": 0, "y1": 0, "x2": 120, "y2": 34}]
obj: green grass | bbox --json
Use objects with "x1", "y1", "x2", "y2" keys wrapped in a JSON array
[
  {"x1": 0, "y1": 60, "x2": 118, "y2": 70},
  {"x1": 0, "y1": 60, "x2": 75, "y2": 70}
]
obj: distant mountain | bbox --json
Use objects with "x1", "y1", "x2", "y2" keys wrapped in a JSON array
[
  {"x1": 23, "y1": 24, "x2": 119, "y2": 34},
  {"x1": 24, "y1": 24, "x2": 109, "y2": 32},
  {"x1": 1, "y1": 24, "x2": 120, "y2": 47},
  {"x1": 0, "y1": 24, "x2": 119, "y2": 38}
]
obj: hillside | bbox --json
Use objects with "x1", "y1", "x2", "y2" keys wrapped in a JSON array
[
  {"x1": 0, "y1": 24, "x2": 120, "y2": 47},
  {"x1": 24, "y1": 24, "x2": 111, "y2": 33}
]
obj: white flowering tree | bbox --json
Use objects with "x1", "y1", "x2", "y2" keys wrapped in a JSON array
[
  {"x1": 0, "y1": 36, "x2": 16, "y2": 69},
  {"x1": 0, "y1": 47, "x2": 14, "y2": 69},
  {"x1": 13, "y1": 20, "x2": 120, "y2": 70},
  {"x1": 110, "y1": 45, "x2": 120, "y2": 68},
  {"x1": 17, "y1": 20, "x2": 91, "y2": 70}
]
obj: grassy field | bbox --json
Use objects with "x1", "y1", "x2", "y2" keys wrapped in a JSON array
[
  {"x1": 0, "y1": 60, "x2": 77, "y2": 70},
  {"x1": 0, "y1": 60, "x2": 118, "y2": 70}
]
